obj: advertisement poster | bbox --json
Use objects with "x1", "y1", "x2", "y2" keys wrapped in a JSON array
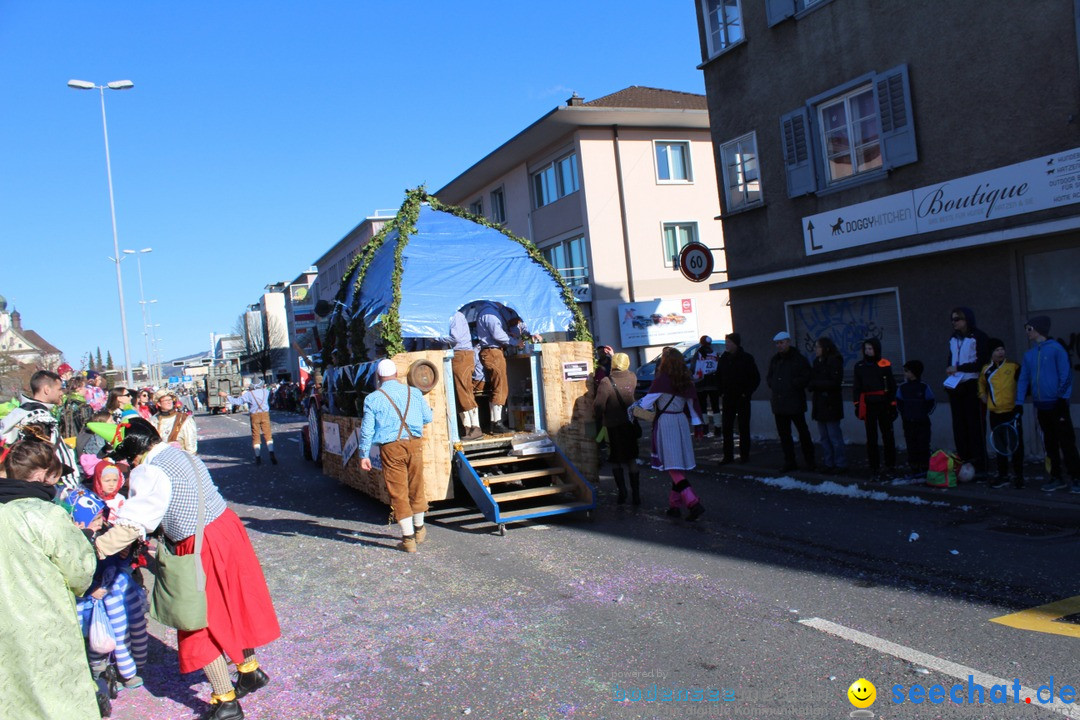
[
  {"x1": 322, "y1": 421, "x2": 341, "y2": 455},
  {"x1": 617, "y1": 298, "x2": 699, "y2": 348}
]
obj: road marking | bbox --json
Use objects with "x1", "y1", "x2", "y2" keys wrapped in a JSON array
[
  {"x1": 990, "y1": 596, "x2": 1080, "y2": 639},
  {"x1": 798, "y1": 617, "x2": 1080, "y2": 717}
]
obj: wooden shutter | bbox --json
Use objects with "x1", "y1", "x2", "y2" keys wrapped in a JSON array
[
  {"x1": 766, "y1": 0, "x2": 797, "y2": 26},
  {"x1": 780, "y1": 106, "x2": 817, "y2": 197},
  {"x1": 876, "y1": 64, "x2": 918, "y2": 169}
]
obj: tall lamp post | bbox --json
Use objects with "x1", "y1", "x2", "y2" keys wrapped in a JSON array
[
  {"x1": 69, "y1": 78, "x2": 136, "y2": 387},
  {"x1": 123, "y1": 247, "x2": 153, "y2": 385}
]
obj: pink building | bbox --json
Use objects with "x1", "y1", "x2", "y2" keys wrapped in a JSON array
[{"x1": 436, "y1": 87, "x2": 730, "y2": 364}]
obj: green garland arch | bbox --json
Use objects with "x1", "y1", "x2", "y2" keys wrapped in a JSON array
[{"x1": 332, "y1": 186, "x2": 592, "y2": 361}]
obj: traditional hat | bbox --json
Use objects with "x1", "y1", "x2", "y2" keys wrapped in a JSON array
[{"x1": 154, "y1": 388, "x2": 178, "y2": 403}]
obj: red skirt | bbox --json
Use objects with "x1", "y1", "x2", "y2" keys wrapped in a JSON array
[{"x1": 174, "y1": 508, "x2": 281, "y2": 673}]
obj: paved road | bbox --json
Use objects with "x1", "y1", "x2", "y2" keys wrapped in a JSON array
[{"x1": 109, "y1": 410, "x2": 1080, "y2": 720}]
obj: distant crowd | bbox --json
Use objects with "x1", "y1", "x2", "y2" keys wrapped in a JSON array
[{"x1": 591, "y1": 308, "x2": 1079, "y2": 510}]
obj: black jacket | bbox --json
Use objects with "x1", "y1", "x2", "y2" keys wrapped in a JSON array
[
  {"x1": 767, "y1": 348, "x2": 811, "y2": 415},
  {"x1": 852, "y1": 338, "x2": 897, "y2": 411},
  {"x1": 717, "y1": 349, "x2": 760, "y2": 399},
  {"x1": 810, "y1": 353, "x2": 845, "y2": 422}
]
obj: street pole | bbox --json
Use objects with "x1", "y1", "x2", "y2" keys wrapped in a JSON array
[
  {"x1": 124, "y1": 248, "x2": 153, "y2": 386},
  {"x1": 69, "y1": 79, "x2": 136, "y2": 387}
]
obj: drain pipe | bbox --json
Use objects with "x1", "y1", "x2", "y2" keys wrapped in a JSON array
[{"x1": 612, "y1": 125, "x2": 643, "y2": 365}]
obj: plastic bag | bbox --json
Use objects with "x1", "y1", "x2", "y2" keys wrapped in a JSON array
[{"x1": 89, "y1": 599, "x2": 116, "y2": 654}]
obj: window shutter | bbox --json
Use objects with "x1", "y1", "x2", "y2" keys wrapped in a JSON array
[
  {"x1": 766, "y1": 0, "x2": 796, "y2": 26},
  {"x1": 780, "y1": 106, "x2": 816, "y2": 197},
  {"x1": 876, "y1": 64, "x2": 917, "y2": 169}
]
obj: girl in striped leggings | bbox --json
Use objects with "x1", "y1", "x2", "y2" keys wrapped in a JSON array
[{"x1": 62, "y1": 487, "x2": 148, "y2": 689}]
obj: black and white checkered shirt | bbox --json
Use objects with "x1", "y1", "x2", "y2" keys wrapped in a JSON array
[{"x1": 147, "y1": 445, "x2": 226, "y2": 541}]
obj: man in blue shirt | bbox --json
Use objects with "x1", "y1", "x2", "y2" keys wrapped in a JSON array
[
  {"x1": 359, "y1": 359, "x2": 434, "y2": 552},
  {"x1": 449, "y1": 311, "x2": 483, "y2": 440},
  {"x1": 1016, "y1": 316, "x2": 1080, "y2": 493}
]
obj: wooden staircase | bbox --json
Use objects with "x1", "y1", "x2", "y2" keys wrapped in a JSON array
[{"x1": 454, "y1": 437, "x2": 595, "y2": 534}]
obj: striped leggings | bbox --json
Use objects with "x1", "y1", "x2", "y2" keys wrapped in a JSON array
[{"x1": 78, "y1": 571, "x2": 148, "y2": 680}]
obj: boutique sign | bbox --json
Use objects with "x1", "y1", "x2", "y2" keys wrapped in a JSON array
[{"x1": 803, "y1": 147, "x2": 1080, "y2": 255}]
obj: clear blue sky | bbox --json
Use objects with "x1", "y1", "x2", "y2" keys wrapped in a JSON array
[{"x1": 0, "y1": 1, "x2": 706, "y2": 371}]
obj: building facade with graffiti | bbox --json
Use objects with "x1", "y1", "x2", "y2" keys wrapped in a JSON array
[{"x1": 695, "y1": 0, "x2": 1080, "y2": 445}]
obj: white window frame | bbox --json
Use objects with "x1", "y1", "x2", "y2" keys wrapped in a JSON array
[
  {"x1": 701, "y1": 0, "x2": 745, "y2": 59},
  {"x1": 661, "y1": 222, "x2": 698, "y2": 267},
  {"x1": 719, "y1": 132, "x2": 762, "y2": 212},
  {"x1": 541, "y1": 235, "x2": 589, "y2": 287},
  {"x1": 532, "y1": 153, "x2": 580, "y2": 208},
  {"x1": 490, "y1": 187, "x2": 506, "y2": 223},
  {"x1": 817, "y1": 84, "x2": 883, "y2": 186},
  {"x1": 654, "y1": 140, "x2": 693, "y2": 184}
]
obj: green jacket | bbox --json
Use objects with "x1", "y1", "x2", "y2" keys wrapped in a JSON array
[{"x1": 0, "y1": 498, "x2": 99, "y2": 720}]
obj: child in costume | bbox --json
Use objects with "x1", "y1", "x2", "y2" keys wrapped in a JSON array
[
  {"x1": 91, "y1": 458, "x2": 127, "y2": 516},
  {"x1": 61, "y1": 485, "x2": 149, "y2": 691}
]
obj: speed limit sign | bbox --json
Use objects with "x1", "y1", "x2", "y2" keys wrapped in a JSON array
[{"x1": 678, "y1": 243, "x2": 714, "y2": 282}]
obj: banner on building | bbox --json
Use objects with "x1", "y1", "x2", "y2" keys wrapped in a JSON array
[
  {"x1": 803, "y1": 146, "x2": 1080, "y2": 255},
  {"x1": 617, "y1": 298, "x2": 699, "y2": 348}
]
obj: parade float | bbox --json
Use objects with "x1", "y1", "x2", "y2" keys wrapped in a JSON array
[{"x1": 311, "y1": 188, "x2": 597, "y2": 533}]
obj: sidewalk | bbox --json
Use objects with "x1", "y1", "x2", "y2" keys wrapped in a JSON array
[{"x1": 685, "y1": 433, "x2": 1080, "y2": 519}]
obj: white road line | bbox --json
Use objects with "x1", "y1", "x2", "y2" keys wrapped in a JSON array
[{"x1": 798, "y1": 617, "x2": 1080, "y2": 718}]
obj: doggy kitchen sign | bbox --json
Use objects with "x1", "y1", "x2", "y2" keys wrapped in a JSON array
[{"x1": 802, "y1": 146, "x2": 1080, "y2": 255}]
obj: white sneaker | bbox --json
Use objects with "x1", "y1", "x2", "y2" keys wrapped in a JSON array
[{"x1": 704, "y1": 431, "x2": 715, "y2": 438}]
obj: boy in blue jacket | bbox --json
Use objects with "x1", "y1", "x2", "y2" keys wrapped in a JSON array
[
  {"x1": 896, "y1": 360, "x2": 935, "y2": 476},
  {"x1": 1016, "y1": 316, "x2": 1079, "y2": 493}
]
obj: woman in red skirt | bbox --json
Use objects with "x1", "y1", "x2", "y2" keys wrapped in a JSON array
[{"x1": 94, "y1": 418, "x2": 280, "y2": 720}]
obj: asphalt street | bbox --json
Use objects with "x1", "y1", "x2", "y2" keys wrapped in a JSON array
[{"x1": 108, "y1": 410, "x2": 1080, "y2": 720}]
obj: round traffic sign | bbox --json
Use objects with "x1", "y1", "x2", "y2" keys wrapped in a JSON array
[{"x1": 678, "y1": 243, "x2": 714, "y2": 282}]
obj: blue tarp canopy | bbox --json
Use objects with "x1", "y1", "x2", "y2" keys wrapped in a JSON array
[{"x1": 347, "y1": 205, "x2": 573, "y2": 338}]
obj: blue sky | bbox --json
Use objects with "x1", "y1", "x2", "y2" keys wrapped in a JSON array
[{"x1": 0, "y1": 1, "x2": 706, "y2": 371}]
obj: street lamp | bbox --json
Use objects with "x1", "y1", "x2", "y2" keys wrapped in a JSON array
[
  {"x1": 123, "y1": 248, "x2": 153, "y2": 385},
  {"x1": 151, "y1": 328, "x2": 163, "y2": 385},
  {"x1": 69, "y1": 78, "x2": 136, "y2": 387}
]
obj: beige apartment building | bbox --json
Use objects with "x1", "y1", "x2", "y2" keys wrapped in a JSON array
[{"x1": 436, "y1": 86, "x2": 730, "y2": 364}]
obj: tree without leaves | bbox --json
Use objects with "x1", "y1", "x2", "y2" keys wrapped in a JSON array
[{"x1": 233, "y1": 312, "x2": 286, "y2": 380}]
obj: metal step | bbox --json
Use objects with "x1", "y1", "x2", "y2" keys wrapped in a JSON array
[
  {"x1": 497, "y1": 500, "x2": 594, "y2": 521},
  {"x1": 481, "y1": 467, "x2": 565, "y2": 486},
  {"x1": 469, "y1": 452, "x2": 555, "y2": 468},
  {"x1": 492, "y1": 483, "x2": 577, "y2": 503}
]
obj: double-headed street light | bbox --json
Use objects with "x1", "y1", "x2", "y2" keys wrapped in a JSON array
[
  {"x1": 68, "y1": 78, "x2": 136, "y2": 387},
  {"x1": 123, "y1": 247, "x2": 154, "y2": 385}
]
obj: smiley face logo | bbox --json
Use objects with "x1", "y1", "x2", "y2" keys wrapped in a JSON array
[{"x1": 847, "y1": 678, "x2": 876, "y2": 708}]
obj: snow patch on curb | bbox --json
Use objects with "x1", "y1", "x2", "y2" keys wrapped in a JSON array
[{"x1": 745, "y1": 475, "x2": 954, "y2": 507}]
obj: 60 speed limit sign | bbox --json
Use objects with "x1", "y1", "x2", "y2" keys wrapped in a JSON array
[{"x1": 678, "y1": 243, "x2": 714, "y2": 282}]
